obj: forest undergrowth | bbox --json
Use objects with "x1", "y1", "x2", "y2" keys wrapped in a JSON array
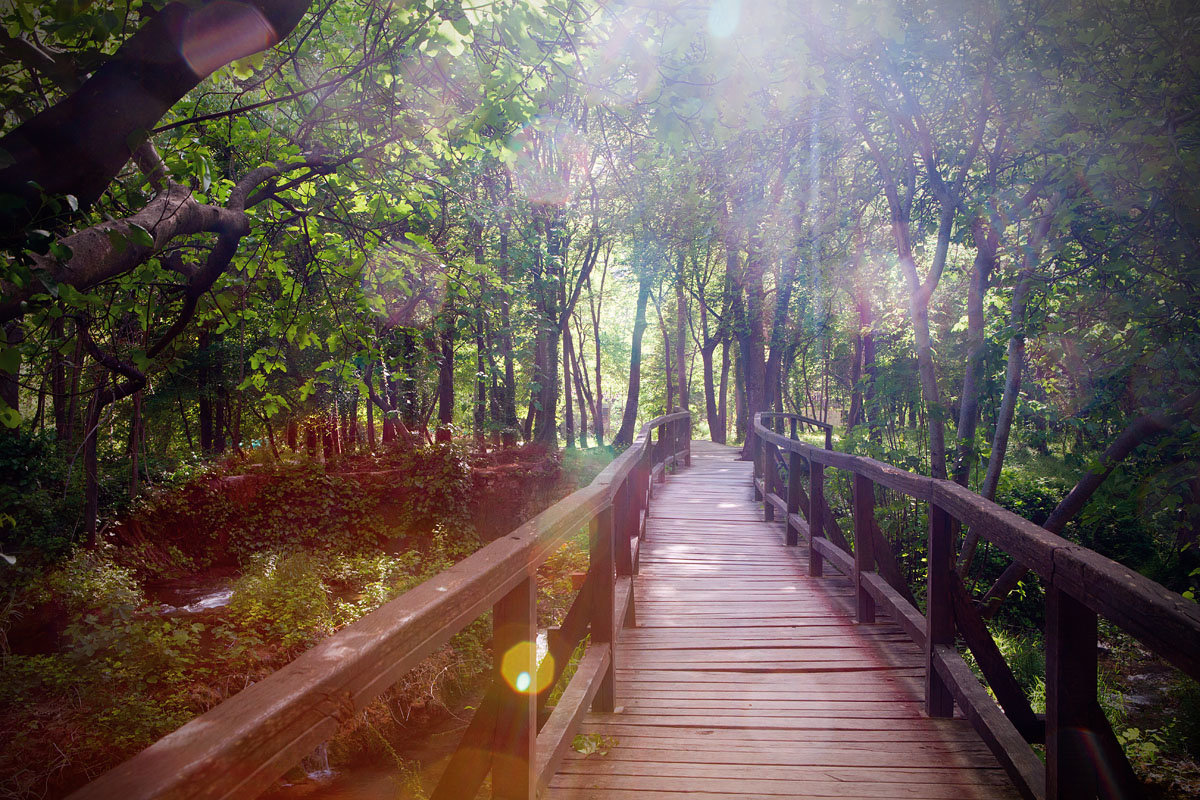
[
  {"x1": 0, "y1": 439, "x2": 612, "y2": 800},
  {"x1": 826, "y1": 426, "x2": 1200, "y2": 798}
]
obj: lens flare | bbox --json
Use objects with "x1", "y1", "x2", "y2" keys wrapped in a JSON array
[
  {"x1": 708, "y1": 0, "x2": 741, "y2": 38},
  {"x1": 361, "y1": 242, "x2": 447, "y2": 328},
  {"x1": 507, "y1": 117, "x2": 590, "y2": 207},
  {"x1": 179, "y1": 1, "x2": 277, "y2": 79},
  {"x1": 500, "y1": 641, "x2": 555, "y2": 694}
]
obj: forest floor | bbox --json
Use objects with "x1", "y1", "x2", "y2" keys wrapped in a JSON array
[{"x1": 0, "y1": 440, "x2": 612, "y2": 800}]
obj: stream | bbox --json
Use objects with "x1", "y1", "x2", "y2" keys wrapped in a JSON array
[
  {"x1": 263, "y1": 630, "x2": 551, "y2": 798},
  {"x1": 144, "y1": 574, "x2": 554, "y2": 797}
]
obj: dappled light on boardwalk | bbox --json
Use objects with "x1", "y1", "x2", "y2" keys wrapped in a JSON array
[{"x1": 544, "y1": 441, "x2": 1020, "y2": 799}]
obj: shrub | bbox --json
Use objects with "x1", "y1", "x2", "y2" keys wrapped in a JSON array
[{"x1": 229, "y1": 551, "x2": 332, "y2": 649}]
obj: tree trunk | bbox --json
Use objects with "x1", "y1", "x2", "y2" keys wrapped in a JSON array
[
  {"x1": 656, "y1": 294, "x2": 674, "y2": 414},
  {"x1": 436, "y1": 315, "x2": 454, "y2": 444},
  {"x1": 957, "y1": 212, "x2": 1049, "y2": 576},
  {"x1": 953, "y1": 227, "x2": 997, "y2": 487},
  {"x1": 51, "y1": 319, "x2": 69, "y2": 439},
  {"x1": 981, "y1": 390, "x2": 1200, "y2": 614},
  {"x1": 499, "y1": 214, "x2": 517, "y2": 445},
  {"x1": 570, "y1": 332, "x2": 590, "y2": 448},
  {"x1": 0, "y1": 0, "x2": 314, "y2": 232},
  {"x1": 589, "y1": 255, "x2": 608, "y2": 446},
  {"x1": 475, "y1": 305, "x2": 487, "y2": 447},
  {"x1": 128, "y1": 390, "x2": 142, "y2": 497},
  {"x1": 365, "y1": 395, "x2": 375, "y2": 450},
  {"x1": 734, "y1": 349, "x2": 746, "y2": 444},
  {"x1": 214, "y1": 391, "x2": 226, "y2": 454},
  {"x1": 717, "y1": 339, "x2": 730, "y2": 444},
  {"x1": 702, "y1": 342, "x2": 719, "y2": 441},
  {"x1": 198, "y1": 330, "x2": 213, "y2": 453},
  {"x1": 676, "y1": 254, "x2": 689, "y2": 411},
  {"x1": 613, "y1": 274, "x2": 653, "y2": 447},
  {"x1": 83, "y1": 374, "x2": 107, "y2": 542},
  {"x1": 563, "y1": 322, "x2": 576, "y2": 448},
  {"x1": 729, "y1": 239, "x2": 767, "y2": 460}
]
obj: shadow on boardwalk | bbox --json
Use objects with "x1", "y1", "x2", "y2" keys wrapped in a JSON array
[{"x1": 545, "y1": 440, "x2": 1019, "y2": 800}]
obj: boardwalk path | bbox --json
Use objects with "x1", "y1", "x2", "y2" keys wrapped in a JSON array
[{"x1": 545, "y1": 440, "x2": 1019, "y2": 800}]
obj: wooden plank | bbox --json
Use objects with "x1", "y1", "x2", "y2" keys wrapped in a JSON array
[
  {"x1": 949, "y1": 574, "x2": 1041, "y2": 743},
  {"x1": 551, "y1": 441, "x2": 1022, "y2": 800},
  {"x1": 860, "y1": 572, "x2": 926, "y2": 648},
  {"x1": 535, "y1": 647, "x2": 611, "y2": 794},
  {"x1": 812, "y1": 535, "x2": 854, "y2": 575},
  {"x1": 429, "y1": 685, "x2": 501, "y2": 800},
  {"x1": 1045, "y1": 587, "x2": 1097, "y2": 800},
  {"x1": 852, "y1": 473, "x2": 876, "y2": 623},
  {"x1": 933, "y1": 644, "x2": 1046, "y2": 800},
  {"x1": 492, "y1": 575, "x2": 536, "y2": 800},
  {"x1": 589, "y1": 507, "x2": 615, "y2": 712},
  {"x1": 549, "y1": 773, "x2": 1015, "y2": 798},
  {"x1": 927, "y1": 502, "x2": 955, "y2": 718}
]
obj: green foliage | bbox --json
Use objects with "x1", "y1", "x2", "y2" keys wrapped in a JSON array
[
  {"x1": 994, "y1": 470, "x2": 1070, "y2": 528},
  {"x1": 38, "y1": 546, "x2": 143, "y2": 614},
  {"x1": 572, "y1": 733, "x2": 617, "y2": 756},
  {"x1": 0, "y1": 429, "x2": 84, "y2": 565},
  {"x1": 229, "y1": 552, "x2": 332, "y2": 650}
]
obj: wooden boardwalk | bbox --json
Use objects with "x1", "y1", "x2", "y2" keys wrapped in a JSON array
[{"x1": 545, "y1": 441, "x2": 1020, "y2": 800}]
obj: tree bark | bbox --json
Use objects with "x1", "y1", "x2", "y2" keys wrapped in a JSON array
[
  {"x1": 0, "y1": 0, "x2": 313, "y2": 233},
  {"x1": 676, "y1": 252, "x2": 689, "y2": 411},
  {"x1": 953, "y1": 225, "x2": 998, "y2": 487},
  {"x1": 563, "y1": 321, "x2": 576, "y2": 448},
  {"x1": 570, "y1": 330, "x2": 590, "y2": 448},
  {"x1": 613, "y1": 274, "x2": 653, "y2": 447},
  {"x1": 981, "y1": 390, "x2": 1200, "y2": 614},
  {"x1": 436, "y1": 313, "x2": 454, "y2": 444}
]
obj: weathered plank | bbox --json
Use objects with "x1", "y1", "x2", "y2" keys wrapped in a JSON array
[{"x1": 548, "y1": 441, "x2": 1020, "y2": 800}]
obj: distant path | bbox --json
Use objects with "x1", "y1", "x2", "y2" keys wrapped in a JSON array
[{"x1": 544, "y1": 440, "x2": 1019, "y2": 800}]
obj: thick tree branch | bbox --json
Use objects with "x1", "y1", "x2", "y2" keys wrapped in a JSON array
[
  {"x1": 0, "y1": 158, "x2": 326, "y2": 324},
  {"x1": 0, "y1": 0, "x2": 313, "y2": 231},
  {"x1": 981, "y1": 390, "x2": 1200, "y2": 614}
]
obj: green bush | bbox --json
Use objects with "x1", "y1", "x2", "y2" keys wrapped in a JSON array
[
  {"x1": 38, "y1": 546, "x2": 144, "y2": 614},
  {"x1": 229, "y1": 551, "x2": 332, "y2": 649},
  {"x1": 0, "y1": 429, "x2": 84, "y2": 567}
]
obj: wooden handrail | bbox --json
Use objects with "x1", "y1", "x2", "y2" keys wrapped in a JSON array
[
  {"x1": 71, "y1": 411, "x2": 692, "y2": 800},
  {"x1": 751, "y1": 412, "x2": 1200, "y2": 800}
]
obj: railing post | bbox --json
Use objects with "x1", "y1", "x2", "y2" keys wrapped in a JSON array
[
  {"x1": 672, "y1": 415, "x2": 680, "y2": 467},
  {"x1": 492, "y1": 575, "x2": 536, "y2": 800},
  {"x1": 789, "y1": 417, "x2": 798, "y2": 440},
  {"x1": 752, "y1": 418, "x2": 762, "y2": 500},
  {"x1": 614, "y1": 481, "x2": 634, "y2": 578},
  {"x1": 763, "y1": 439, "x2": 777, "y2": 522},
  {"x1": 641, "y1": 445, "x2": 653, "y2": 522},
  {"x1": 683, "y1": 413, "x2": 691, "y2": 467},
  {"x1": 1046, "y1": 587, "x2": 1098, "y2": 800},
  {"x1": 657, "y1": 426, "x2": 667, "y2": 483},
  {"x1": 808, "y1": 461, "x2": 825, "y2": 577},
  {"x1": 590, "y1": 506, "x2": 616, "y2": 712},
  {"x1": 851, "y1": 473, "x2": 875, "y2": 623},
  {"x1": 785, "y1": 450, "x2": 802, "y2": 546},
  {"x1": 628, "y1": 473, "x2": 642, "y2": 575},
  {"x1": 926, "y1": 502, "x2": 955, "y2": 718}
]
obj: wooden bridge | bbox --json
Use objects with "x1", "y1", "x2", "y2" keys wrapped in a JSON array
[{"x1": 72, "y1": 412, "x2": 1200, "y2": 800}]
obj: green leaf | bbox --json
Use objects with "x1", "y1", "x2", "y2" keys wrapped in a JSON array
[{"x1": 127, "y1": 223, "x2": 155, "y2": 248}]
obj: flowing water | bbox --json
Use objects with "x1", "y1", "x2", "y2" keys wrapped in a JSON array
[{"x1": 264, "y1": 630, "x2": 552, "y2": 798}]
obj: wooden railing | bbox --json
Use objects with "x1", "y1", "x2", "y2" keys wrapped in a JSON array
[
  {"x1": 70, "y1": 411, "x2": 692, "y2": 800},
  {"x1": 752, "y1": 411, "x2": 1200, "y2": 800}
]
